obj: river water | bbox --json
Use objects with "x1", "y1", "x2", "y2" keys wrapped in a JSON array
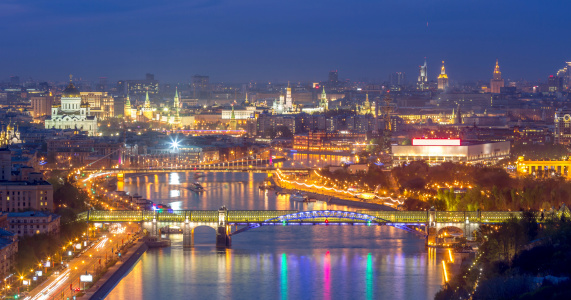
[{"x1": 106, "y1": 172, "x2": 444, "y2": 300}]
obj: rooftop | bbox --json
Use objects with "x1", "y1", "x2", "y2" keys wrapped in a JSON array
[
  {"x1": 8, "y1": 211, "x2": 60, "y2": 219},
  {"x1": 0, "y1": 228, "x2": 15, "y2": 237}
]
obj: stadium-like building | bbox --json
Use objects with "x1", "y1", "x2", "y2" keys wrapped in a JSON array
[{"x1": 391, "y1": 139, "x2": 510, "y2": 166}]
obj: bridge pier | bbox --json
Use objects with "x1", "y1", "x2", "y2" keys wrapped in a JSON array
[
  {"x1": 151, "y1": 218, "x2": 158, "y2": 237},
  {"x1": 183, "y1": 218, "x2": 193, "y2": 248},
  {"x1": 216, "y1": 226, "x2": 231, "y2": 248},
  {"x1": 426, "y1": 207, "x2": 437, "y2": 246},
  {"x1": 216, "y1": 206, "x2": 231, "y2": 248}
]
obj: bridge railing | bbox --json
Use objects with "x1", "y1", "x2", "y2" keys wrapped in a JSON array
[
  {"x1": 360, "y1": 211, "x2": 428, "y2": 223},
  {"x1": 188, "y1": 211, "x2": 219, "y2": 222},
  {"x1": 80, "y1": 210, "x2": 555, "y2": 224},
  {"x1": 480, "y1": 211, "x2": 522, "y2": 223},
  {"x1": 228, "y1": 210, "x2": 297, "y2": 223}
]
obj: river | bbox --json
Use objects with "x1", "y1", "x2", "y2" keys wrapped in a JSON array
[{"x1": 106, "y1": 172, "x2": 444, "y2": 300}]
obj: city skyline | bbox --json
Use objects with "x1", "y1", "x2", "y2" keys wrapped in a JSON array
[{"x1": 1, "y1": 0, "x2": 570, "y2": 82}]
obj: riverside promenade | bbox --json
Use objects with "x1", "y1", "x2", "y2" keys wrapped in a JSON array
[{"x1": 79, "y1": 240, "x2": 148, "y2": 300}]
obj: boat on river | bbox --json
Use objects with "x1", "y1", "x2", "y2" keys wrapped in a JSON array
[
  {"x1": 187, "y1": 182, "x2": 205, "y2": 193},
  {"x1": 290, "y1": 192, "x2": 307, "y2": 202}
]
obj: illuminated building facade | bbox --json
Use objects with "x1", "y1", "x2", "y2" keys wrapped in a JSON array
[
  {"x1": 392, "y1": 139, "x2": 510, "y2": 166},
  {"x1": 490, "y1": 59, "x2": 504, "y2": 94},
  {"x1": 80, "y1": 91, "x2": 114, "y2": 119},
  {"x1": 437, "y1": 61, "x2": 449, "y2": 90},
  {"x1": 293, "y1": 131, "x2": 365, "y2": 153}
]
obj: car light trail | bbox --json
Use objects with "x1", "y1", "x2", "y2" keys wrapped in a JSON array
[{"x1": 26, "y1": 269, "x2": 71, "y2": 300}]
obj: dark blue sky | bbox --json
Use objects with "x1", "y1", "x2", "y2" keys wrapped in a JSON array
[{"x1": 1, "y1": 0, "x2": 569, "y2": 83}]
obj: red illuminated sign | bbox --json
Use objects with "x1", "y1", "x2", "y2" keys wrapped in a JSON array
[{"x1": 412, "y1": 139, "x2": 461, "y2": 146}]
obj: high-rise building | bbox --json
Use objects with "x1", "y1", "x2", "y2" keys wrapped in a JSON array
[
  {"x1": 490, "y1": 59, "x2": 505, "y2": 94},
  {"x1": 123, "y1": 74, "x2": 159, "y2": 96},
  {"x1": 30, "y1": 94, "x2": 55, "y2": 118},
  {"x1": 555, "y1": 108, "x2": 571, "y2": 145},
  {"x1": 548, "y1": 75, "x2": 563, "y2": 92},
  {"x1": 192, "y1": 75, "x2": 210, "y2": 99},
  {"x1": 556, "y1": 62, "x2": 571, "y2": 90},
  {"x1": 418, "y1": 59, "x2": 428, "y2": 90},
  {"x1": 437, "y1": 61, "x2": 449, "y2": 90},
  {"x1": 9, "y1": 76, "x2": 19, "y2": 86},
  {"x1": 389, "y1": 72, "x2": 406, "y2": 90},
  {"x1": 328, "y1": 70, "x2": 338, "y2": 84}
]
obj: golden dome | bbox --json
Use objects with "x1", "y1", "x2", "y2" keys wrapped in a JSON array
[
  {"x1": 62, "y1": 81, "x2": 81, "y2": 98},
  {"x1": 6, "y1": 121, "x2": 13, "y2": 131}
]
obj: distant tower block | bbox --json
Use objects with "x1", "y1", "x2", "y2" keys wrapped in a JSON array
[
  {"x1": 417, "y1": 58, "x2": 428, "y2": 90},
  {"x1": 437, "y1": 61, "x2": 449, "y2": 90},
  {"x1": 490, "y1": 59, "x2": 505, "y2": 94}
]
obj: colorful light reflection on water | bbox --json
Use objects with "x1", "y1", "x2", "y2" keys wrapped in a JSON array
[{"x1": 106, "y1": 172, "x2": 445, "y2": 300}]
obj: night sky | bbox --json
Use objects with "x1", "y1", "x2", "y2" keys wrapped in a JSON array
[{"x1": 1, "y1": 0, "x2": 569, "y2": 83}]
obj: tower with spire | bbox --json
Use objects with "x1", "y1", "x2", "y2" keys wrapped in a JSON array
[
  {"x1": 319, "y1": 87, "x2": 328, "y2": 112},
  {"x1": 229, "y1": 104, "x2": 237, "y2": 130},
  {"x1": 285, "y1": 82, "x2": 293, "y2": 111},
  {"x1": 490, "y1": 59, "x2": 505, "y2": 94},
  {"x1": 173, "y1": 87, "x2": 181, "y2": 125},
  {"x1": 124, "y1": 92, "x2": 132, "y2": 121},
  {"x1": 437, "y1": 61, "x2": 449, "y2": 90},
  {"x1": 142, "y1": 90, "x2": 153, "y2": 120},
  {"x1": 361, "y1": 93, "x2": 371, "y2": 115}
]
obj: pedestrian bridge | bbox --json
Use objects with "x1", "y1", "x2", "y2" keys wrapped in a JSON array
[
  {"x1": 80, "y1": 208, "x2": 565, "y2": 247},
  {"x1": 78, "y1": 209, "x2": 525, "y2": 224}
]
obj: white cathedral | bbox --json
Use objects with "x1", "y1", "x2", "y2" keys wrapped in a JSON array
[{"x1": 45, "y1": 79, "x2": 98, "y2": 136}]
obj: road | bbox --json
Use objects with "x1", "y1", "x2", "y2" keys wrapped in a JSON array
[{"x1": 24, "y1": 223, "x2": 139, "y2": 300}]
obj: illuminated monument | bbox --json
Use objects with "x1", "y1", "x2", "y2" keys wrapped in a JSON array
[
  {"x1": 437, "y1": 61, "x2": 449, "y2": 90},
  {"x1": 490, "y1": 59, "x2": 504, "y2": 94},
  {"x1": 45, "y1": 76, "x2": 98, "y2": 136}
]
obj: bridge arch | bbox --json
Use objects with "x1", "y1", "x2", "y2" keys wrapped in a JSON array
[{"x1": 266, "y1": 210, "x2": 379, "y2": 223}]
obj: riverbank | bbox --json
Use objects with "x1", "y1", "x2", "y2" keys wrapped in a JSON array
[
  {"x1": 273, "y1": 177, "x2": 395, "y2": 211},
  {"x1": 79, "y1": 240, "x2": 148, "y2": 300}
]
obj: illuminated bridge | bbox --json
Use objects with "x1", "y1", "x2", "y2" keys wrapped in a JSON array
[{"x1": 78, "y1": 208, "x2": 569, "y2": 248}]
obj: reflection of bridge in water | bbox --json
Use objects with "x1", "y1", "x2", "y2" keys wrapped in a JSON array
[{"x1": 79, "y1": 207, "x2": 570, "y2": 248}]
